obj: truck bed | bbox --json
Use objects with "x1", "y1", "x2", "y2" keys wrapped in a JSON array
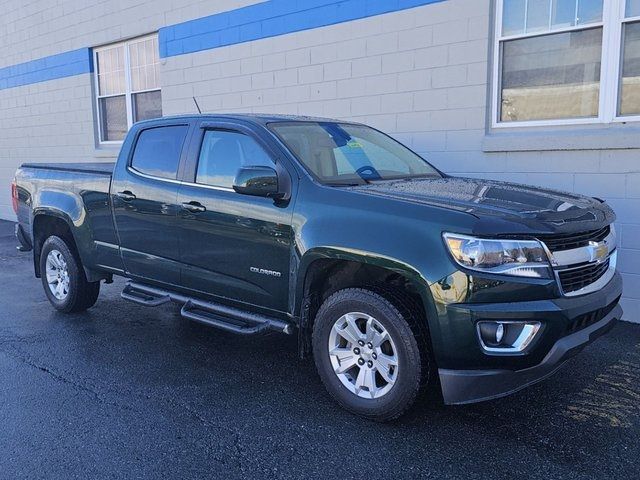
[
  {"x1": 21, "y1": 162, "x2": 115, "y2": 175},
  {"x1": 14, "y1": 160, "x2": 120, "y2": 274}
]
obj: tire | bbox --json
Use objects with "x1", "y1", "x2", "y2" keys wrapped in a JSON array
[
  {"x1": 39, "y1": 235, "x2": 100, "y2": 313},
  {"x1": 312, "y1": 288, "x2": 427, "y2": 422}
]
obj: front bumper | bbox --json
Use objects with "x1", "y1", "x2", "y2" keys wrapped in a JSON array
[{"x1": 438, "y1": 273, "x2": 623, "y2": 405}]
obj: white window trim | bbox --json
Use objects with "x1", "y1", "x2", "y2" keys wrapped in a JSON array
[
  {"x1": 93, "y1": 33, "x2": 161, "y2": 145},
  {"x1": 613, "y1": 9, "x2": 640, "y2": 122},
  {"x1": 491, "y1": 0, "x2": 640, "y2": 128}
]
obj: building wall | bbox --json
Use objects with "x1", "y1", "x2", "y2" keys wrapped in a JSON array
[
  {"x1": 0, "y1": 0, "x2": 262, "y2": 220},
  {"x1": 0, "y1": 74, "x2": 95, "y2": 221},
  {"x1": 0, "y1": 0, "x2": 638, "y2": 321}
]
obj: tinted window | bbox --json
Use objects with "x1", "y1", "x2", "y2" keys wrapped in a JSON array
[
  {"x1": 196, "y1": 130, "x2": 273, "y2": 188},
  {"x1": 130, "y1": 125, "x2": 188, "y2": 179}
]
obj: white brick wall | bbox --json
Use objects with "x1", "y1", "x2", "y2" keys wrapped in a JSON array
[
  {"x1": 0, "y1": 0, "x2": 638, "y2": 321},
  {"x1": 0, "y1": 0, "x2": 263, "y2": 68},
  {"x1": 0, "y1": 74, "x2": 97, "y2": 219}
]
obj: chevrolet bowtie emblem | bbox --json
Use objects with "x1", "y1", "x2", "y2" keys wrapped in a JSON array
[{"x1": 589, "y1": 241, "x2": 609, "y2": 263}]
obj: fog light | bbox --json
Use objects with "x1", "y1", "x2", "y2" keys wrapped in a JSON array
[
  {"x1": 477, "y1": 321, "x2": 541, "y2": 353},
  {"x1": 495, "y1": 323, "x2": 504, "y2": 343}
]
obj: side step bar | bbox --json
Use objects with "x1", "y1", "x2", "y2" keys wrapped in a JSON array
[
  {"x1": 121, "y1": 281, "x2": 293, "y2": 336},
  {"x1": 121, "y1": 284, "x2": 171, "y2": 306}
]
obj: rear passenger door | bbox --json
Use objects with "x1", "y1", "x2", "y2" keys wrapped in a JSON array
[
  {"x1": 111, "y1": 123, "x2": 191, "y2": 286},
  {"x1": 176, "y1": 121, "x2": 295, "y2": 313}
]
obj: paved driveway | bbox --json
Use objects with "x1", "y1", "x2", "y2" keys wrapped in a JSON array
[{"x1": 1, "y1": 219, "x2": 639, "y2": 479}]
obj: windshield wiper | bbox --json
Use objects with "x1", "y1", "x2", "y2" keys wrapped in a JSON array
[{"x1": 325, "y1": 181, "x2": 367, "y2": 187}]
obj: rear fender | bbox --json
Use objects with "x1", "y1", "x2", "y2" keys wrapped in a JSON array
[{"x1": 31, "y1": 192, "x2": 103, "y2": 281}]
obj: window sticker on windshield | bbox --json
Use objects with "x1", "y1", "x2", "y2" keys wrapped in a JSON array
[{"x1": 347, "y1": 140, "x2": 363, "y2": 148}]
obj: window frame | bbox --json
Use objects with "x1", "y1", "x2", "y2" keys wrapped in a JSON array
[
  {"x1": 491, "y1": 0, "x2": 640, "y2": 128},
  {"x1": 93, "y1": 33, "x2": 161, "y2": 145},
  {"x1": 615, "y1": 7, "x2": 640, "y2": 119}
]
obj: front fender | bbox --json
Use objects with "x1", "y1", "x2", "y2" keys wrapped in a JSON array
[
  {"x1": 296, "y1": 245, "x2": 430, "y2": 299},
  {"x1": 294, "y1": 245, "x2": 448, "y2": 363},
  {"x1": 290, "y1": 183, "x2": 478, "y2": 360}
]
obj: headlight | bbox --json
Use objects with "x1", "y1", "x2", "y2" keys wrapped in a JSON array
[{"x1": 443, "y1": 233, "x2": 552, "y2": 279}]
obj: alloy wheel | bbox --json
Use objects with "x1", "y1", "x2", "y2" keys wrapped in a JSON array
[
  {"x1": 328, "y1": 312, "x2": 399, "y2": 399},
  {"x1": 45, "y1": 249, "x2": 70, "y2": 300}
]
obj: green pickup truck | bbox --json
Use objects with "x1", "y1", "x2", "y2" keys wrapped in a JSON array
[{"x1": 12, "y1": 114, "x2": 622, "y2": 421}]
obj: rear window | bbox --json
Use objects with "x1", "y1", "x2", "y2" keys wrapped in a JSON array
[{"x1": 130, "y1": 125, "x2": 189, "y2": 179}]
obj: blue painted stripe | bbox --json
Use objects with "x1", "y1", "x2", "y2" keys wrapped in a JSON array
[
  {"x1": 0, "y1": 48, "x2": 92, "y2": 90},
  {"x1": 159, "y1": 0, "x2": 446, "y2": 58},
  {"x1": 0, "y1": 0, "x2": 445, "y2": 90}
]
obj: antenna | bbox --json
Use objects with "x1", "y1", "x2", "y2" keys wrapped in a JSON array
[{"x1": 193, "y1": 96, "x2": 202, "y2": 114}]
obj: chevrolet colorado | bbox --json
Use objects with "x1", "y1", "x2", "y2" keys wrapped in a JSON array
[{"x1": 12, "y1": 114, "x2": 622, "y2": 421}]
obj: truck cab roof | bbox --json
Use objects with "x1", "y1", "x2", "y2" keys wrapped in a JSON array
[{"x1": 133, "y1": 113, "x2": 352, "y2": 127}]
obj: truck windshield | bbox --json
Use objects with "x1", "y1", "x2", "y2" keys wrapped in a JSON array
[{"x1": 269, "y1": 122, "x2": 441, "y2": 185}]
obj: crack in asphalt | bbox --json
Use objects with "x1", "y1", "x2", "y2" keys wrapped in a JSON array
[
  {"x1": 0, "y1": 333, "x2": 254, "y2": 471},
  {"x1": 0, "y1": 346, "x2": 137, "y2": 414}
]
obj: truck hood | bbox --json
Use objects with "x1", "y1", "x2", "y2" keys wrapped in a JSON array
[{"x1": 348, "y1": 176, "x2": 616, "y2": 235}]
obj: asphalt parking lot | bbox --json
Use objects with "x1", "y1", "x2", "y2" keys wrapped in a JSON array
[{"x1": 1, "y1": 219, "x2": 639, "y2": 479}]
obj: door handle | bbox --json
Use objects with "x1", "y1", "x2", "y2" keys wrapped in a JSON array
[
  {"x1": 181, "y1": 201, "x2": 206, "y2": 213},
  {"x1": 116, "y1": 191, "x2": 136, "y2": 201}
]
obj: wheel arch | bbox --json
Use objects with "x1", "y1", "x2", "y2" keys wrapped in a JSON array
[
  {"x1": 295, "y1": 247, "x2": 440, "y2": 359},
  {"x1": 31, "y1": 210, "x2": 107, "y2": 282}
]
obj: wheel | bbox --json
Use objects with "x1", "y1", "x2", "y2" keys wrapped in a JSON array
[
  {"x1": 312, "y1": 288, "x2": 427, "y2": 421},
  {"x1": 40, "y1": 235, "x2": 100, "y2": 313}
]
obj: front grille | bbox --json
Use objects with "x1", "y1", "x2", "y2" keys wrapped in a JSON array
[
  {"x1": 538, "y1": 225, "x2": 610, "y2": 252},
  {"x1": 558, "y1": 259, "x2": 610, "y2": 294},
  {"x1": 567, "y1": 296, "x2": 621, "y2": 333}
]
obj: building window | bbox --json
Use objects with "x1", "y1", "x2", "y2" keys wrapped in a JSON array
[
  {"x1": 93, "y1": 35, "x2": 162, "y2": 143},
  {"x1": 493, "y1": 0, "x2": 640, "y2": 126},
  {"x1": 620, "y1": 5, "x2": 640, "y2": 115}
]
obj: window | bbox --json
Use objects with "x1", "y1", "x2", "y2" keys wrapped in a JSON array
[
  {"x1": 620, "y1": 5, "x2": 640, "y2": 115},
  {"x1": 130, "y1": 126, "x2": 188, "y2": 180},
  {"x1": 493, "y1": 0, "x2": 640, "y2": 126},
  {"x1": 269, "y1": 122, "x2": 441, "y2": 184},
  {"x1": 94, "y1": 35, "x2": 162, "y2": 143},
  {"x1": 196, "y1": 130, "x2": 274, "y2": 188}
]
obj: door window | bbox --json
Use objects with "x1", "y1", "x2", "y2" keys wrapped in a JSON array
[
  {"x1": 196, "y1": 130, "x2": 273, "y2": 188},
  {"x1": 130, "y1": 125, "x2": 188, "y2": 180}
]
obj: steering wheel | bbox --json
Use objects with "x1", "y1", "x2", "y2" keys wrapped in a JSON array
[{"x1": 355, "y1": 165, "x2": 381, "y2": 180}]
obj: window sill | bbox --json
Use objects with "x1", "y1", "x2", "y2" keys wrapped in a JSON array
[{"x1": 483, "y1": 124, "x2": 640, "y2": 152}]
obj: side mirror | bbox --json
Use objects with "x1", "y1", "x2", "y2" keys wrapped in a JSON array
[{"x1": 233, "y1": 166, "x2": 281, "y2": 198}]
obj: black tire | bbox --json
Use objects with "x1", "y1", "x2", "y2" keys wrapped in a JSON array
[
  {"x1": 39, "y1": 235, "x2": 100, "y2": 313},
  {"x1": 312, "y1": 288, "x2": 428, "y2": 422}
]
